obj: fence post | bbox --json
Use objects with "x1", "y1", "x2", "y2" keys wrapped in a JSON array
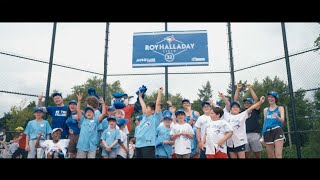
[
  {"x1": 164, "y1": 22, "x2": 169, "y2": 109},
  {"x1": 285, "y1": 106, "x2": 292, "y2": 148},
  {"x1": 103, "y1": 22, "x2": 110, "y2": 101},
  {"x1": 281, "y1": 22, "x2": 301, "y2": 158},
  {"x1": 44, "y1": 22, "x2": 57, "y2": 108},
  {"x1": 227, "y1": 22, "x2": 235, "y2": 101}
]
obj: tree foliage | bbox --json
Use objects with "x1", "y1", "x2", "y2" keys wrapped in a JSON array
[{"x1": 197, "y1": 81, "x2": 213, "y2": 102}]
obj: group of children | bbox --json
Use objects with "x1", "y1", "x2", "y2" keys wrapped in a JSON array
[{"x1": 7, "y1": 82, "x2": 285, "y2": 159}]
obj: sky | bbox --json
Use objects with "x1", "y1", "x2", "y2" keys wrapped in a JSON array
[{"x1": 0, "y1": 22, "x2": 319, "y2": 118}]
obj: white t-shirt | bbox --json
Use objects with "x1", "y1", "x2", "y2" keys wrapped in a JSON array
[
  {"x1": 116, "y1": 125, "x2": 129, "y2": 135},
  {"x1": 129, "y1": 143, "x2": 135, "y2": 158},
  {"x1": 205, "y1": 120, "x2": 233, "y2": 154},
  {"x1": 158, "y1": 121, "x2": 175, "y2": 128},
  {"x1": 40, "y1": 139, "x2": 70, "y2": 158},
  {"x1": 170, "y1": 123, "x2": 194, "y2": 155},
  {"x1": 117, "y1": 129, "x2": 128, "y2": 158},
  {"x1": 222, "y1": 108, "x2": 249, "y2": 148},
  {"x1": 194, "y1": 114, "x2": 211, "y2": 141}
]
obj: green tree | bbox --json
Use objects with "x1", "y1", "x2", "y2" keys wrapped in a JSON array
[
  {"x1": 306, "y1": 88, "x2": 320, "y2": 157},
  {"x1": 0, "y1": 113, "x2": 11, "y2": 131},
  {"x1": 197, "y1": 81, "x2": 213, "y2": 102},
  {"x1": 5, "y1": 100, "x2": 36, "y2": 131},
  {"x1": 144, "y1": 91, "x2": 184, "y2": 110},
  {"x1": 239, "y1": 76, "x2": 313, "y2": 147},
  {"x1": 65, "y1": 76, "x2": 124, "y2": 108}
]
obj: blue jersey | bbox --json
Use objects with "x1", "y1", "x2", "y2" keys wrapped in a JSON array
[
  {"x1": 66, "y1": 112, "x2": 81, "y2": 135},
  {"x1": 46, "y1": 106, "x2": 69, "y2": 138},
  {"x1": 191, "y1": 126, "x2": 198, "y2": 157},
  {"x1": 101, "y1": 128, "x2": 121, "y2": 149},
  {"x1": 24, "y1": 120, "x2": 52, "y2": 140},
  {"x1": 156, "y1": 125, "x2": 172, "y2": 158},
  {"x1": 186, "y1": 110, "x2": 198, "y2": 124},
  {"x1": 98, "y1": 118, "x2": 109, "y2": 132},
  {"x1": 135, "y1": 111, "x2": 162, "y2": 148},
  {"x1": 262, "y1": 107, "x2": 282, "y2": 136},
  {"x1": 76, "y1": 116, "x2": 100, "y2": 151}
]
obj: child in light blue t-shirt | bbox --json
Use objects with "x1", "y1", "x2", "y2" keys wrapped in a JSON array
[
  {"x1": 24, "y1": 107, "x2": 52, "y2": 159},
  {"x1": 101, "y1": 116, "x2": 121, "y2": 158},
  {"x1": 75, "y1": 93, "x2": 106, "y2": 159},
  {"x1": 156, "y1": 111, "x2": 174, "y2": 158}
]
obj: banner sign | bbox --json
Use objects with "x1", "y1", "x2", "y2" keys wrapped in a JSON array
[{"x1": 132, "y1": 30, "x2": 208, "y2": 67}]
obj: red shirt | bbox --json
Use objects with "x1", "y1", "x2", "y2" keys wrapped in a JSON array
[
  {"x1": 18, "y1": 133, "x2": 26, "y2": 149},
  {"x1": 106, "y1": 105, "x2": 134, "y2": 132}
]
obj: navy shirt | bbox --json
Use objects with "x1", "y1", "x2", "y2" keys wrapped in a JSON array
[
  {"x1": 245, "y1": 109, "x2": 261, "y2": 133},
  {"x1": 46, "y1": 106, "x2": 69, "y2": 138}
]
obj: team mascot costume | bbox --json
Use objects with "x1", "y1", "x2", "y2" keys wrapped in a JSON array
[
  {"x1": 109, "y1": 85, "x2": 147, "y2": 132},
  {"x1": 87, "y1": 85, "x2": 147, "y2": 132},
  {"x1": 87, "y1": 87, "x2": 102, "y2": 112}
]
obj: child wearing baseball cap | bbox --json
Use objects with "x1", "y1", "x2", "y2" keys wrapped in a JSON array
[{"x1": 24, "y1": 107, "x2": 52, "y2": 158}]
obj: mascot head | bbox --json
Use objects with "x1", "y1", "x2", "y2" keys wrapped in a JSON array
[{"x1": 111, "y1": 93, "x2": 128, "y2": 109}]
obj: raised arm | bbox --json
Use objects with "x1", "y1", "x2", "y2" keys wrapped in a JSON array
[
  {"x1": 167, "y1": 101, "x2": 177, "y2": 123},
  {"x1": 234, "y1": 83, "x2": 242, "y2": 102},
  {"x1": 138, "y1": 92, "x2": 146, "y2": 114},
  {"x1": 155, "y1": 87, "x2": 163, "y2": 114},
  {"x1": 218, "y1": 91, "x2": 230, "y2": 112},
  {"x1": 37, "y1": 93, "x2": 47, "y2": 112},
  {"x1": 210, "y1": 99, "x2": 220, "y2": 108},
  {"x1": 247, "y1": 96, "x2": 265, "y2": 114},
  {"x1": 76, "y1": 93, "x2": 83, "y2": 120},
  {"x1": 247, "y1": 84, "x2": 260, "y2": 110},
  {"x1": 98, "y1": 97, "x2": 106, "y2": 122},
  {"x1": 247, "y1": 84, "x2": 258, "y2": 102}
]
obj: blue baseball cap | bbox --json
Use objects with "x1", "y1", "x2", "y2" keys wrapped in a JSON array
[
  {"x1": 107, "y1": 116, "x2": 117, "y2": 121},
  {"x1": 175, "y1": 109, "x2": 186, "y2": 116},
  {"x1": 201, "y1": 101, "x2": 211, "y2": 107},
  {"x1": 216, "y1": 101, "x2": 222, "y2": 107},
  {"x1": 243, "y1": 98, "x2": 254, "y2": 104},
  {"x1": 182, "y1": 99, "x2": 190, "y2": 103},
  {"x1": 112, "y1": 93, "x2": 128, "y2": 99},
  {"x1": 230, "y1": 101, "x2": 242, "y2": 109},
  {"x1": 33, "y1": 107, "x2": 44, "y2": 113},
  {"x1": 134, "y1": 115, "x2": 143, "y2": 122},
  {"x1": 163, "y1": 110, "x2": 173, "y2": 120},
  {"x1": 69, "y1": 100, "x2": 77, "y2": 105},
  {"x1": 107, "y1": 106, "x2": 115, "y2": 111},
  {"x1": 84, "y1": 106, "x2": 95, "y2": 113},
  {"x1": 267, "y1": 91, "x2": 279, "y2": 99},
  {"x1": 116, "y1": 118, "x2": 128, "y2": 127},
  {"x1": 163, "y1": 110, "x2": 172, "y2": 116},
  {"x1": 163, "y1": 114, "x2": 173, "y2": 120},
  {"x1": 52, "y1": 92, "x2": 62, "y2": 98}
]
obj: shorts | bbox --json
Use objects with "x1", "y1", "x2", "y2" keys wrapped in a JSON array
[
  {"x1": 245, "y1": 133, "x2": 263, "y2": 152},
  {"x1": 264, "y1": 127, "x2": 285, "y2": 144},
  {"x1": 101, "y1": 148, "x2": 117, "y2": 158},
  {"x1": 206, "y1": 151, "x2": 228, "y2": 159},
  {"x1": 227, "y1": 144, "x2": 245, "y2": 153}
]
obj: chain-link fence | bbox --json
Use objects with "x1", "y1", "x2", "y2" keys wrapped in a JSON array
[{"x1": 0, "y1": 22, "x2": 319, "y2": 158}]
